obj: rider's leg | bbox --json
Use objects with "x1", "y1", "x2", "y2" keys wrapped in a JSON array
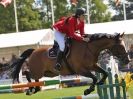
[
  {"x1": 54, "y1": 29, "x2": 65, "y2": 71},
  {"x1": 55, "y1": 50, "x2": 64, "y2": 71},
  {"x1": 50, "y1": 40, "x2": 59, "y2": 56},
  {"x1": 53, "y1": 40, "x2": 58, "y2": 49}
]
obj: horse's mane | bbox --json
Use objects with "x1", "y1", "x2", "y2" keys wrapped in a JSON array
[{"x1": 86, "y1": 33, "x2": 118, "y2": 42}]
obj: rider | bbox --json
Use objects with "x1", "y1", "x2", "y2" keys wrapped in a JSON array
[{"x1": 52, "y1": 7, "x2": 89, "y2": 71}]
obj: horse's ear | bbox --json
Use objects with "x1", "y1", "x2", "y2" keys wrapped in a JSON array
[
  {"x1": 120, "y1": 32, "x2": 125, "y2": 38},
  {"x1": 116, "y1": 33, "x2": 120, "y2": 38},
  {"x1": 118, "y1": 33, "x2": 120, "y2": 36}
]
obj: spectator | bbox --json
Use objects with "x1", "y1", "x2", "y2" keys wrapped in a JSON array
[
  {"x1": 1, "y1": 57, "x2": 9, "y2": 68},
  {"x1": 1, "y1": 57, "x2": 8, "y2": 65},
  {"x1": 0, "y1": 71, "x2": 9, "y2": 80},
  {"x1": 98, "y1": 50, "x2": 111, "y2": 69},
  {"x1": 127, "y1": 44, "x2": 133, "y2": 69},
  {"x1": 128, "y1": 44, "x2": 133, "y2": 59},
  {"x1": 0, "y1": 63, "x2": 3, "y2": 70},
  {"x1": 10, "y1": 53, "x2": 18, "y2": 64}
]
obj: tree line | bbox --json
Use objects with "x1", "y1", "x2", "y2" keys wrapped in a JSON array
[{"x1": 0, "y1": 0, "x2": 133, "y2": 34}]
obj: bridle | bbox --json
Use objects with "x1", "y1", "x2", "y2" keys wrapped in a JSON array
[{"x1": 110, "y1": 38, "x2": 128, "y2": 60}]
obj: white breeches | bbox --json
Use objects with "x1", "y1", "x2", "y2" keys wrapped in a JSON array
[{"x1": 54, "y1": 29, "x2": 65, "y2": 51}]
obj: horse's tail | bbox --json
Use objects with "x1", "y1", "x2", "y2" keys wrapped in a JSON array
[{"x1": 11, "y1": 48, "x2": 35, "y2": 83}]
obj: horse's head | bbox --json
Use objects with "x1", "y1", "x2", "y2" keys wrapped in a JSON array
[{"x1": 109, "y1": 33, "x2": 130, "y2": 66}]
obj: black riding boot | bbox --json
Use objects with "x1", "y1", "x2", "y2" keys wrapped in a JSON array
[
  {"x1": 54, "y1": 51, "x2": 63, "y2": 71},
  {"x1": 53, "y1": 40, "x2": 58, "y2": 49}
]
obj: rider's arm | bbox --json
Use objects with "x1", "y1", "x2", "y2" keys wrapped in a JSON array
[
  {"x1": 79, "y1": 21, "x2": 85, "y2": 36},
  {"x1": 68, "y1": 18, "x2": 83, "y2": 41}
]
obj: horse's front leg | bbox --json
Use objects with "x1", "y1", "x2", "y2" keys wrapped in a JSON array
[
  {"x1": 82, "y1": 71, "x2": 97, "y2": 95},
  {"x1": 94, "y1": 63, "x2": 108, "y2": 85}
]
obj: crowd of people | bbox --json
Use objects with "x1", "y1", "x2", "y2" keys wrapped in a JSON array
[
  {"x1": 128, "y1": 44, "x2": 133, "y2": 69},
  {"x1": 0, "y1": 54, "x2": 18, "y2": 79},
  {"x1": 0, "y1": 54, "x2": 29, "y2": 80},
  {"x1": 98, "y1": 44, "x2": 133, "y2": 72}
]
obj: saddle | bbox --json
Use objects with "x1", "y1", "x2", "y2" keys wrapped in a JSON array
[
  {"x1": 48, "y1": 41, "x2": 59, "y2": 58},
  {"x1": 48, "y1": 38, "x2": 71, "y2": 58}
]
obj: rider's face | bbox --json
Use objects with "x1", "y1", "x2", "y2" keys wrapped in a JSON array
[{"x1": 79, "y1": 15, "x2": 85, "y2": 22}]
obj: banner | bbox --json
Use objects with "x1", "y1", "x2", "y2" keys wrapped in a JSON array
[
  {"x1": 70, "y1": 0, "x2": 78, "y2": 6},
  {"x1": 0, "y1": 0, "x2": 12, "y2": 7},
  {"x1": 115, "y1": 0, "x2": 120, "y2": 6}
]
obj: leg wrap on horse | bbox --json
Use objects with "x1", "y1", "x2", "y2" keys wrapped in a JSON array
[{"x1": 84, "y1": 84, "x2": 95, "y2": 95}]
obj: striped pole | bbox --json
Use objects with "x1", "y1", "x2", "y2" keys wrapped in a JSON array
[
  {"x1": 0, "y1": 79, "x2": 81, "y2": 90},
  {"x1": 0, "y1": 80, "x2": 59, "y2": 90},
  {"x1": 0, "y1": 88, "x2": 26, "y2": 94}
]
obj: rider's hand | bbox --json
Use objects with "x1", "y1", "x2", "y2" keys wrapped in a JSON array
[{"x1": 82, "y1": 37, "x2": 90, "y2": 42}]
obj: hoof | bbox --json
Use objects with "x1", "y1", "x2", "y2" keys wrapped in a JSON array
[
  {"x1": 34, "y1": 87, "x2": 41, "y2": 94},
  {"x1": 26, "y1": 87, "x2": 36, "y2": 95},
  {"x1": 26, "y1": 89, "x2": 32, "y2": 95},
  {"x1": 84, "y1": 88, "x2": 94, "y2": 96},
  {"x1": 31, "y1": 88, "x2": 36, "y2": 93}
]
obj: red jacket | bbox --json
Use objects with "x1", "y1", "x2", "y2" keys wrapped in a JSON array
[{"x1": 53, "y1": 16, "x2": 85, "y2": 41}]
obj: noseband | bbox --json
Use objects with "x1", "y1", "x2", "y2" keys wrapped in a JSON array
[{"x1": 111, "y1": 38, "x2": 128, "y2": 59}]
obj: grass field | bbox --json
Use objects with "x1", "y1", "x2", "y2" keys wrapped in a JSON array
[
  {"x1": 127, "y1": 84, "x2": 133, "y2": 99},
  {"x1": 0, "y1": 85, "x2": 133, "y2": 99},
  {"x1": 0, "y1": 86, "x2": 96, "y2": 99}
]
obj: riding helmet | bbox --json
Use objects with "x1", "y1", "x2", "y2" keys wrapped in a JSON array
[{"x1": 75, "y1": 8, "x2": 87, "y2": 17}]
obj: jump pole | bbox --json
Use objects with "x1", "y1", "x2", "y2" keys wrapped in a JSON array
[
  {"x1": 0, "y1": 79, "x2": 81, "y2": 90},
  {"x1": 0, "y1": 88, "x2": 26, "y2": 94}
]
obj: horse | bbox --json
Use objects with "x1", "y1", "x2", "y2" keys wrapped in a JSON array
[{"x1": 11, "y1": 33, "x2": 130, "y2": 96}]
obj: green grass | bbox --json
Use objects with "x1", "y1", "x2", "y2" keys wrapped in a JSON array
[
  {"x1": 0, "y1": 86, "x2": 96, "y2": 99},
  {"x1": 127, "y1": 84, "x2": 133, "y2": 99}
]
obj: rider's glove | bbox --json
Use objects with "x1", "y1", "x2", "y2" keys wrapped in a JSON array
[{"x1": 82, "y1": 37, "x2": 90, "y2": 42}]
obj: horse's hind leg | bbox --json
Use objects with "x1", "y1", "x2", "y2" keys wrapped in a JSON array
[
  {"x1": 34, "y1": 79, "x2": 41, "y2": 94},
  {"x1": 24, "y1": 71, "x2": 41, "y2": 95},
  {"x1": 24, "y1": 71, "x2": 35, "y2": 95},
  {"x1": 83, "y1": 71, "x2": 97, "y2": 95},
  {"x1": 94, "y1": 64, "x2": 108, "y2": 85}
]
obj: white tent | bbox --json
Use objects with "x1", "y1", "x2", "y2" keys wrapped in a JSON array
[
  {"x1": 85, "y1": 19, "x2": 133, "y2": 34},
  {"x1": 0, "y1": 29, "x2": 54, "y2": 48},
  {"x1": 0, "y1": 29, "x2": 54, "y2": 59}
]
